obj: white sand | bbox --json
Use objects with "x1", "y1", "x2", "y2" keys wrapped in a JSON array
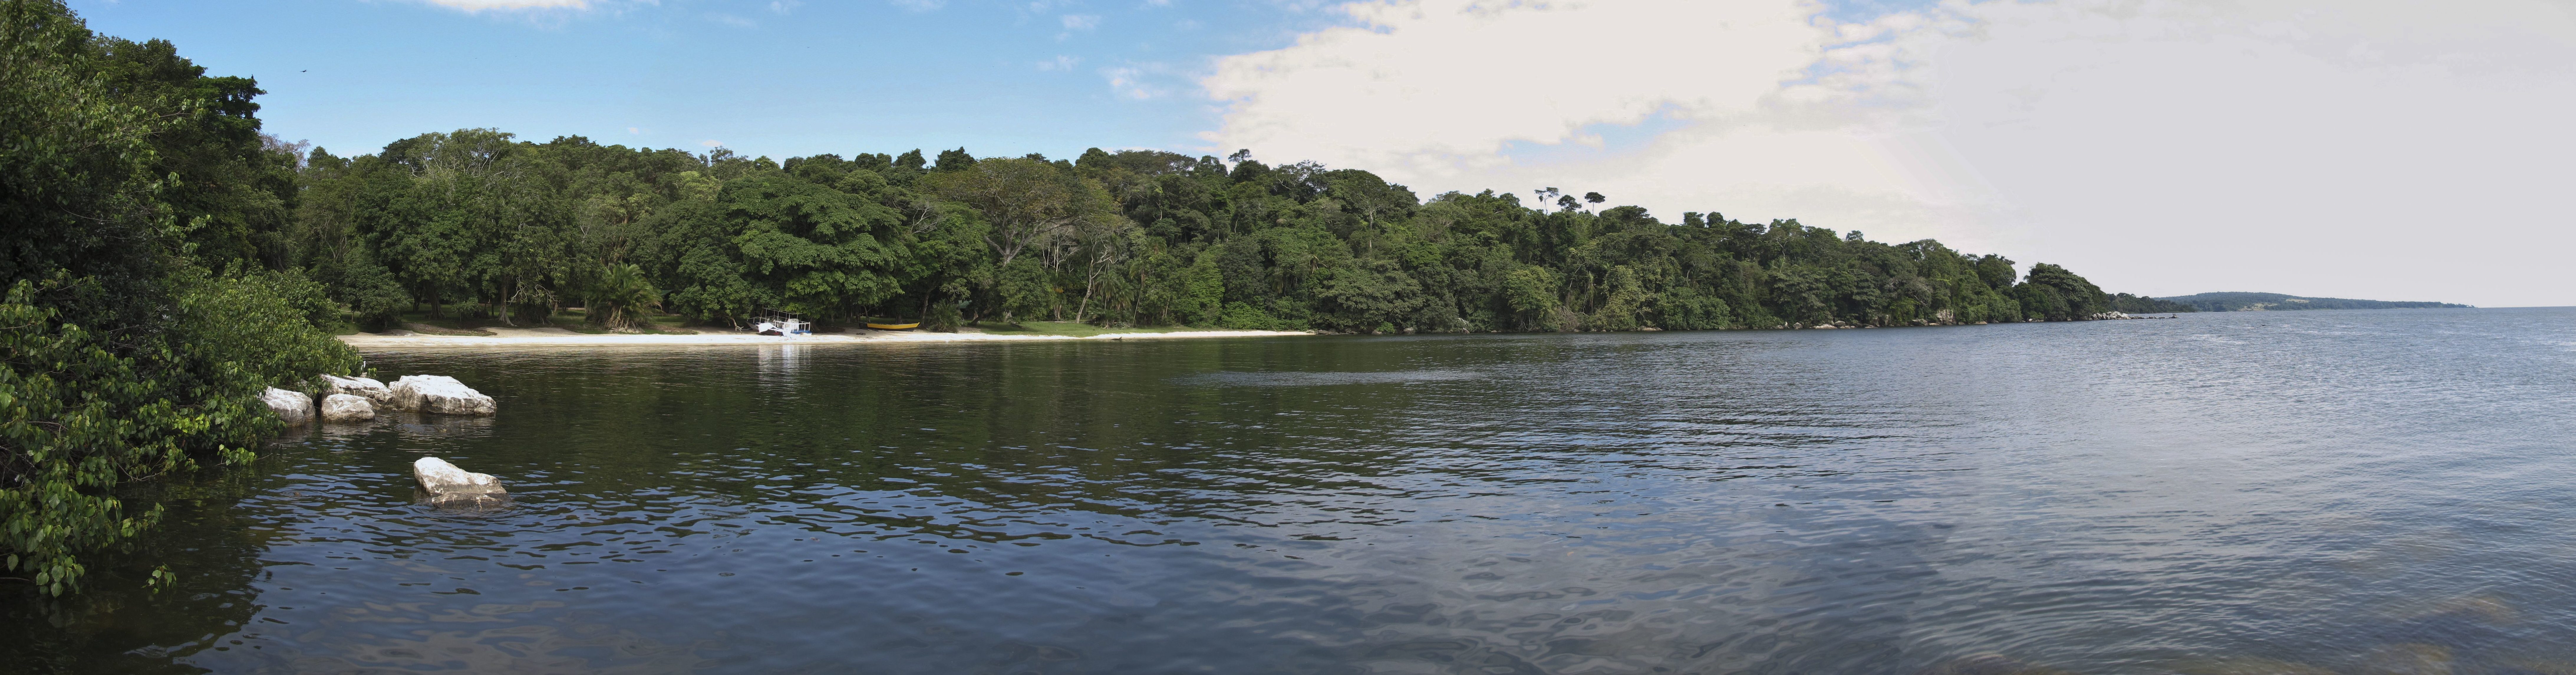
[{"x1": 338, "y1": 325, "x2": 1311, "y2": 350}]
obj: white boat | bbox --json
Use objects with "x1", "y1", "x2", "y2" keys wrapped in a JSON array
[{"x1": 754, "y1": 311, "x2": 812, "y2": 336}]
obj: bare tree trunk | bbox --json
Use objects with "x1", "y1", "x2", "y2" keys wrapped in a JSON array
[
  {"x1": 1076, "y1": 264, "x2": 1102, "y2": 324},
  {"x1": 497, "y1": 279, "x2": 516, "y2": 327}
]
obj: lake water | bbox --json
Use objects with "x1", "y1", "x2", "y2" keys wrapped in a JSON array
[{"x1": 10, "y1": 308, "x2": 2576, "y2": 674}]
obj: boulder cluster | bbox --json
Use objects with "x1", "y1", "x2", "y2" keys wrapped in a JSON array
[
  {"x1": 253, "y1": 375, "x2": 514, "y2": 505},
  {"x1": 259, "y1": 374, "x2": 496, "y2": 425}
]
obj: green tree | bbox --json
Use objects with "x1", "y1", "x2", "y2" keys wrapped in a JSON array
[
  {"x1": 723, "y1": 174, "x2": 908, "y2": 316},
  {"x1": 924, "y1": 158, "x2": 1119, "y2": 272},
  {"x1": 1588, "y1": 265, "x2": 1649, "y2": 331},
  {"x1": 1179, "y1": 247, "x2": 1224, "y2": 326},
  {"x1": 1504, "y1": 266, "x2": 1563, "y2": 331},
  {"x1": 1316, "y1": 259, "x2": 1425, "y2": 332},
  {"x1": 2018, "y1": 263, "x2": 2109, "y2": 321},
  {"x1": 91, "y1": 36, "x2": 300, "y2": 271},
  {"x1": 658, "y1": 174, "x2": 908, "y2": 323},
  {"x1": 1, "y1": 1, "x2": 357, "y2": 597}
]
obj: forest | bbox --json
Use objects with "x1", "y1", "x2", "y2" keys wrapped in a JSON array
[
  {"x1": 282, "y1": 136, "x2": 2165, "y2": 336},
  {"x1": 284, "y1": 134, "x2": 2150, "y2": 334},
  {"x1": 1, "y1": 0, "x2": 2155, "y2": 595}
]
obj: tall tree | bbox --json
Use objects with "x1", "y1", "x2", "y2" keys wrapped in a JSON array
[{"x1": 924, "y1": 158, "x2": 1120, "y2": 273}]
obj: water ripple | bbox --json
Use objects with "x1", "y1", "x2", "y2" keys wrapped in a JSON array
[{"x1": 10, "y1": 309, "x2": 2576, "y2": 674}]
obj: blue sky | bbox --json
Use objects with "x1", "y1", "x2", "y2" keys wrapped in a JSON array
[
  {"x1": 70, "y1": 0, "x2": 1384, "y2": 160},
  {"x1": 69, "y1": 0, "x2": 1936, "y2": 161},
  {"x1": 64, "y1": 0, "x2": 2576, "y2": 306}
]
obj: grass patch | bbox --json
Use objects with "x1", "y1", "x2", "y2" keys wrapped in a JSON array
[
  {"x1": 399, "y1": 322, "x2": 494, "y2": 337},
  {"x1": 365, "y1": 306, "x2": 699, "y2": 335},
  {"x1": 971, "y1": 321, "x2": 1233, "y2": 338},
  {"x1": 568, "y1": 310, "x2": 696, "y2": 335},
  {"x1": 387, "y1": 306, "x2": 507, "y2": 334},
  {"x1": 553, "y1": 309, "x2": 698, "y2": 334},
  {"x1": 540, "y1": 309, "x2": 614, "y2": 334},
  {"x1": 550, "y1": 315, "x2": 613, "y2": 334}
]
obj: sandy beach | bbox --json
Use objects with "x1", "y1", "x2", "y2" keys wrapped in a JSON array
[{"x1": 337, "y1": 325, "x2": 1312, "y2": 350}]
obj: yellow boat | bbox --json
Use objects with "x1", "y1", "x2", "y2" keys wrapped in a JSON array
[{"x1": 866, "y1": 322, "x2": 919, "y2": 330}]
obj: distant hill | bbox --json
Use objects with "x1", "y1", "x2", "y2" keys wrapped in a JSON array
[
  {"x1": 2110, "y1": 293, "x2": 2196, "y2": 313},
  {"x1": 2155, "y1": 292, "x2": 2472, "y2": 312}
]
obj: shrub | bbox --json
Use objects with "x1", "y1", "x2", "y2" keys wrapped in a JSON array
[
  {"x1": 1217, "y1": 302, "x2": 1277, "y2": 330},
  {"x1": 924, "y1": 302, "x2": 963, "y2": 332},
  {"x1": 2, "y1": 275, "x2": 358, "y2": 597},
  {"x1": 327, "y1": 256, "x2": 410, "y2": 332}
]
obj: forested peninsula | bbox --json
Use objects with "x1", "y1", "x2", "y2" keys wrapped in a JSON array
[
  {"x1": 2, "y1": 1, "x2": 2162, "y2": 595},
  {"x1": 2156, "y1": 292, "x2": 2470, "y2": 312}
]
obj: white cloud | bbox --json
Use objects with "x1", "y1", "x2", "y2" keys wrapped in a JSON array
[
  {"x1": 700, "y1": 140, "x2": 724, "y2": 147},
  {"x1": 1200, "y1": 0, "x2": 2576, "y2": 306},
  {"x1": 1062, "y1": 14, "x2": 1102, "y2": 30},
  {"x1": 890, "y1": 0, "x2": 946, "y2": 11},
  {"x1": 1040, "y1": 55, "x2": 1082, "y2": 71},
  {"x1": 627, "y1": 126, "x2": 642, "y2": 134},
  {"x1": 1204, "y1": 0, "x2": 1828, "y2": 179},
  {"x1": 409, "y1": 0, "x2": 589, "y2": 11},
  {"x1": 1103, "y1": 66, "x2": 1159, "y2": 99}
]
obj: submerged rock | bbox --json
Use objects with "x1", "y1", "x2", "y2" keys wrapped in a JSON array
[
  {"x1": 1914, "y1": 654, "x2": 2082, "y2": 675},
  {"x1": 389, "y1": 375, "x2": 496, "y2": 416},
  {"x1": 320, "y1": 374, "x2": 393, "y2": 405},
  {"x1": 2358, "y1": 643, "x2": 2453, "y2": 675},
  {"x1": 262, "y1": 387, "x2": 314, "y2": 425},
  {"x1": 2398, "y1": 594, "x2": 2518, "y2": 625},
  {"x1": 413, "y1": 456, "x2": 505, "y2": 496},
  {"x1": 2496, "y1": 660, "x2": 2576, "y2": 675},
  {"x1": 393, "y1": 413, "x2": 495, "y2": 437},
  {"x1": 319, "y1": 393, "x2": 375, "y2": 422},
  {"x1": 414, "y1": 489, "x2": 512, "y2": 512},
  {"x1": 2168, "y1": 656, "x2": 2336, "y2": 675}
]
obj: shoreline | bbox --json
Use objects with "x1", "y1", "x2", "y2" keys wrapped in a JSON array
[{"x1": 337, "y1": 326, "x2": 1313, "y2": 350}]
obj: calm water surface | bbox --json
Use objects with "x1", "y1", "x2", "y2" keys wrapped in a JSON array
[{"x1": 10, "y1": 309, "x2": 2576, "y2": 674}]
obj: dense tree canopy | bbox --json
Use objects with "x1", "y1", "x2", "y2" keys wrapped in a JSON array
[{"x1": 272, "y1": 135, "x2": 2150, "y2": 334}]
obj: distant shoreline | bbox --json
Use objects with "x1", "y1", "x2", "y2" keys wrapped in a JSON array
[{"x1": 338, "y1": 326, "x2": 1312, "y2": 350}]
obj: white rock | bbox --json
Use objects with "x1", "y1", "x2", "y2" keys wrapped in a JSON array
[
  {"x1": 388, "y1": 375, "x2": 496, "y2": 416},
  {"x1": 262, "y1": 387, "x2": 314, "y2": 425},
  {"x1": 319, "y1": 394, "x2": 375, "y2": 422},
  {"x1": 320, "y1": 374, "x2": 393, "y2": 405},
  {"x1": 413, "y1": 456, "x2": 506, "y2": 495}
]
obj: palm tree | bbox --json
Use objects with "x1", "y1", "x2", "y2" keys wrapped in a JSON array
[{"x1": 586, "y1": 263, "x2": 661, "y2": 329}]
